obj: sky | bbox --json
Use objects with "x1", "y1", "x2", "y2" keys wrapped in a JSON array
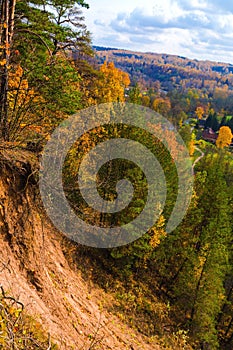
[{"x1": 83, "y1": 0, "x2": 233, "y2": 64}]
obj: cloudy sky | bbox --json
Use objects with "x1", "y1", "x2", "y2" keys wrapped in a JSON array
[{"x1": 83, "y1": 0, "x2": 233, "y2": 64}]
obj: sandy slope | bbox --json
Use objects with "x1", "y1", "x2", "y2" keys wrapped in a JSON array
[{"x1": 0, "y1": 149, "x2": 160, "y2": 349}]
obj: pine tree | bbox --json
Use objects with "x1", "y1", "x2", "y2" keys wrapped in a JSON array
[
  {"x1": 205, "y1": 111, "x2": 219, "y2": 132},
  {"x1": 0, "y1": 0, "x2": 92, "y2": 140},
  {"x1": 189, "y1": 155, "x2": 231, "y2": 349}
]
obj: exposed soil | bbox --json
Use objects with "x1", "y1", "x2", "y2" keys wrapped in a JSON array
[{"x1": 0, "y1": 148, "x2": 161, "y2": 349}]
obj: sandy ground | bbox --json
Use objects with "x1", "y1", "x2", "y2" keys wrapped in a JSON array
[{"x1": 0, "y1": 151, "x2": 161, "y2": 349}]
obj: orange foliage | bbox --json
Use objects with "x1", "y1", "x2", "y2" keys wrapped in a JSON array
[
  {"x1": 152, "y1": 97, "x2": 171, "y2": 116},
  {"x1": 148, "y1": 122, "x2": 186, "y2": 161}
]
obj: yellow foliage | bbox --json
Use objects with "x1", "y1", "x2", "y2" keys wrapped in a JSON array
[
  {"x1": 8, "y1": 65, "x2": 30, "y2": 107},
  {"x1": 149, "y1": 215, "x2": 167, "y2": 248},
  {"x1": 6, "y1": 64, "x2": 46, "y2": 139},
  {"x1": 189, "y1": 139, "x2": 195, "y2": 156},
  {"x1": 0, "y1": 58, "x2": 7, "y2": 66},
  {"x1": 195, "y1": 106, "x2": 204, "y2": 119},
  {"x1": 97, "y1": 61, "x2": 130, "y2": 103},
  {"x1": 216, "y1": 126, "x2": 233, "y2": 149},
  {"x1": 141, "y1": 95, "x2": 150, "y2": 107}
]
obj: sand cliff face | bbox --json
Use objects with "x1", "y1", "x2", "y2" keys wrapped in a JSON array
[{"x1": 0, "y1": 148, "x2": 160, "y2": 349}]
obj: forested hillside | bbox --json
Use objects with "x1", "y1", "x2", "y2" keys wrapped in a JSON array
[
  {"x1": 0, "y1": 1, "x2": 233, "y2": 350},
  {"x1": 94, "y1": 47, "x2": 233, "y2": 135},
  {"x1": 94, "y1": 46, "x2": 233, "y2": 92}
]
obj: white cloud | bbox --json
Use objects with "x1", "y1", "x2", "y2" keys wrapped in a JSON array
[{"x1": 83, "y1": 0, "x2": 233, "y2": 63}]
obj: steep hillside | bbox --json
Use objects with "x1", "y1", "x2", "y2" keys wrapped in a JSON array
[{"x1": 0, "y1": 147, "x2": 166, "y2": 349}]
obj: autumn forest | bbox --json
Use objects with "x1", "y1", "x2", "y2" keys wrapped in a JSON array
[{"x1": 0, "y1": 1, "x2": 233, "y2": 349}]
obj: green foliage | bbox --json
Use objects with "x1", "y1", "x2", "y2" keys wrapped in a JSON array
[
  {"x1": 0, "y1": 0, "x2": 94, "y2": 142},
  {"x1": 128, "y1": 83, "x2": 141, "y2": 104},
  {"x1": 190, "y1": 158, "x2": 231, "y2": 348},
  {"x1": 1, "y1": 2, "x2": 233, "y2": 349},
  {"x1": 150, "y1": 150, "x2": 233, "y2": 349},
  {"x1": 179, "y1": 124, "x2": 192, "y2": 147},
  {"x1": 15, "y1": 0, "x2": 91, "y2": 55},
  {"x1": 205, "y1": 111, "x2": 219, "y2": 132},
  {"x1": 63, "y1": 121, "x2": 178, "y2": 266}
]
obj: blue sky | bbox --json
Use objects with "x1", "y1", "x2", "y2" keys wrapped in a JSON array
[{"x1": 83, "y1": 0, "x2": 233, "y2": 63}]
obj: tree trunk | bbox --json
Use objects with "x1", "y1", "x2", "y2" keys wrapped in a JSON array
[{"x1": 0, "y1": 0, "x2": 16, "y2": 141}]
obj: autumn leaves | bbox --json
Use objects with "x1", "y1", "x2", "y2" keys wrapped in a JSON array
[{"x1": 216, "y1": 126, "x2": 233, "y2": 149}]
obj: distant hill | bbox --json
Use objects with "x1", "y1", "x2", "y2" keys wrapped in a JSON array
[{"x1": 93, "y1": 46, "x2": 233, "y2": 92}]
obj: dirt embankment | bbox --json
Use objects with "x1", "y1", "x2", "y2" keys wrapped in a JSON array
[{"x1": 0, "y1": 148, "x2": 161, "y2": 349}]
